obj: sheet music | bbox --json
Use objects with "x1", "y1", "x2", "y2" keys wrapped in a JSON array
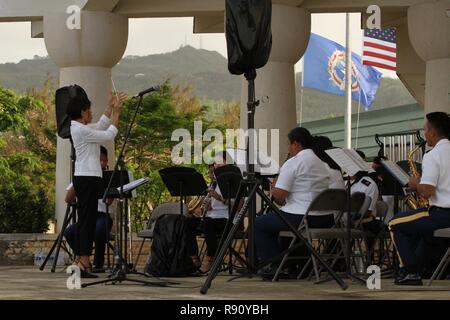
[
  {"x1": 380, "y1": 159, "x2": 410, "y2": 186},
  {"x1": 325, "y1": 149, "x2": 362, "y2": 176},
  {"x1": 118, "y1": 177, "x2": 149, "y2": 194},
  {"x1": 345, "y1": 149, "x2": 374, "y2": 173}
]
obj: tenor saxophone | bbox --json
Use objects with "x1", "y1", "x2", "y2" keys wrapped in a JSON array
[{"x1": 404, "y1": 141, "x2": 429, "y2": 210}]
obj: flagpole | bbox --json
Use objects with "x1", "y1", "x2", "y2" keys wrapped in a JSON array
[
  {"x1": 299, "y1": 56, "x2": 305, "y2": 126},
  {"x1": 344, "y1": 13, "x2": 352, "y2": 149}
]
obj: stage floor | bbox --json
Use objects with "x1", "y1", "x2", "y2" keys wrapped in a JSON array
[{"x1": 0, "y1": 266, "x2": 449, "y2": 300}]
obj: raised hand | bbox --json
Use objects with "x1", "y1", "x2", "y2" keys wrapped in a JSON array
[{"x1": 111, "y1": 92, "x2": 128, "y2": 113}]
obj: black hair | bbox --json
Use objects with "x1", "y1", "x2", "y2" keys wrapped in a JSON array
[
  {"x1": 312, "y1": 136, "x2": 341, "y2": 171},
  {"x1": 100, "y1": 146, "x2": 108, "y2": 157},
  {"x1": 67, "y1": 96, "x2": 91, "y2": 120},
  {"x1": 373, "y1": 155, "x2": 387, "y2": 165},
  {"x1": 426, "y1": 112, "x2": 450, "y2": 139},
  {"x1": 288, "y1": 127, "x2": 314, "y2": 149},
  {"x1": 314, "y1": 136, "x2": 333, "y2": 151},
  {"x1": 355, "y1": 149, "x2": 366, "y2": 160}
]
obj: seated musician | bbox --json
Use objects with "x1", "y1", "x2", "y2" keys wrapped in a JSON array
[
  {"x1": 313, "y1": 136, "x2": 345, "y2": 189},
  {"x1": 389, "y1": 112, "x2": 450, "y2": 285},
  {"x1": 185, "y1": 152, "x2": 232, "y2": 274},
  {"x1": 254, "y1": 127, "x2": 332, "y2": 275},
  {"x1": 64, "y1": 146, "x2": 115, "y2": 274}
]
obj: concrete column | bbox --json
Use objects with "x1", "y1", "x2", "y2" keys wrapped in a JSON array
[
  {"x1": 43, "y1": 11, "x2": 128, "y2": 231},
  {"x1": 408, "y1": 0, "x2": 450, "y2": 114},
  {"x1": 240, "y1": 5, "x2": 311, "y2": 162}
]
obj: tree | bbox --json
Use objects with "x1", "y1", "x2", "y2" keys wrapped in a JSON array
[
  {"x1": 117, "y1": 82, "x2": 218, "y2": 231},
  {"x1": 0, "y1": 84, "x2": 55, "y2": 233}
]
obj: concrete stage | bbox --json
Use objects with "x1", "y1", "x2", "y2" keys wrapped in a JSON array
[{"x1": 0, "y1": 266, "x2": 449, "y2": 300}]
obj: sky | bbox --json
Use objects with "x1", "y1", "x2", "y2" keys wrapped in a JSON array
[{"x1": 0, "y1": 12, "x2": 397, "y2": 78}]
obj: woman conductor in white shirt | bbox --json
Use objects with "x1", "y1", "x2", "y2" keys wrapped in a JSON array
[{"x1": 66, "y1": 87, "x2": 127, "y2": 277}]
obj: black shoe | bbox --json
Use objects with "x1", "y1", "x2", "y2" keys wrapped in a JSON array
[
  {"x1": 257, "y1": 265, "x2": 277, "y2": 280},
  {"x1": 394, "y1": 268, "x2": 407, "y2": 284},
  {"x1": 396, "y1": 273, "x2": 423, "y2": 286}
]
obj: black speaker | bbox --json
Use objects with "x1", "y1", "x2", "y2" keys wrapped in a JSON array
[
  {"x1": 225, "y1": 0, "x2": 272, "y2": 75},
  {"x1": 55, "y1": 84, "x2": 88, "y2": 139}
]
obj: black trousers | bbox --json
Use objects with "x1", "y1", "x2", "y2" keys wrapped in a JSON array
[
  {"x1": 64, "y1": 212, "x2": 113, "y2": 267},
  {"x1": 73, "y1": 176, "x2": 103, "y2": 256},
  {"x1": 389, "y1": 206, "x2": 450, "y2": 274},
  {"x1": 185, "y1": 217, "x2": 228, "y2": 257}
]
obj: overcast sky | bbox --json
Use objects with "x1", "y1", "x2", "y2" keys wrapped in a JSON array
[{"x1": 0, "y1": 13, "x2": 397, "y2": 78}]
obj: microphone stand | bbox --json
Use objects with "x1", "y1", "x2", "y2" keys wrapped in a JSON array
[{"x1": 82, "y1": 93, "x2": 168, "y2": 288}]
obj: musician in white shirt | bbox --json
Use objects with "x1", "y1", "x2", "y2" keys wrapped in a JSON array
[
  {"x1": 389, "y1": 112, "x2": 450, "y2": 285},
  {"x1": 67, "y1": 87, "x2": 126, "y2": 277},
  {"x1": 255, "y1": 128, "x2": 331, "y2": 268}
]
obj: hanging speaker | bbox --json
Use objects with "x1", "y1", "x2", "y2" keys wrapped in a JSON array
[
  {"x1": 225, "y1": 0, "x2": 272, "y2": 75},
  {"x1": 55, "y1": 84, "x2": 88, "y2": 139}
]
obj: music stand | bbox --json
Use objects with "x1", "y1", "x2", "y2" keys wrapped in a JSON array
[
  {"x1": 379, "y1": 159, "x2": 413, "y2": 275},
  {"x1": 325, "y1": 148, "x2": 373, "y2": 284},
  {"x1": 159, "y1": 167, "x2": 208, "y2": 215},
  {"x1": 213, "y1": 165, "x2": 248, "y2": 273},
  {"x1": 102, "y1": 169, "x2": 132, "y2": 269}
]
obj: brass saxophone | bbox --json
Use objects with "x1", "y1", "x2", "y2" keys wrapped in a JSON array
[{"x1": 404, "y1": 141, "x2": 429, "y2": 210}]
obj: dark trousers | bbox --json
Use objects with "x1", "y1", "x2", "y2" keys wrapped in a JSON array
[
  {"x1": 255, "y1": 210, "x2": 335, "y2": 262},
  {"x1": 389, "y1": 206, "x2": 450, "y2": 274},
  {"x1": 73, "y1": 176, "x2": 102, "y2": 256},
  {"x1": 64, "y1": 212, "x2": 113, "y2": 267},
  {"x1": 185, "y1": 217, "x2": 228, "y2": 257}
]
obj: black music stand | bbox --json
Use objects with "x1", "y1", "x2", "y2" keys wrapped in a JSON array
[
  {"x1": 214, "y1": 165, "x2": 248, "y2": 273},
  {"x1": 379, "y1": 160, "x2": 413, "y2": 276},
  {"x1": 159, "y1": 167, "x2": 208, "y2": 215},
  {"x1": 102, "y1": 169, "x2": 132, "y2": 270}
]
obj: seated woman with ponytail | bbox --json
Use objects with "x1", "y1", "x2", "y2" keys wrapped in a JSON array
[{"x1": 254, "y1": 127, "x2": 332, "y2": 275}]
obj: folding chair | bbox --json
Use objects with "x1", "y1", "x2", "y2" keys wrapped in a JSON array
[
  {"x1": 291, "y1": 192, "x2": 368, "y2": 282},
  {"x1": 133, "y1": 202, "x2": 188, "y2": 270},
  {"x1": 273, "y1": 189, "x2": 348, "y2": 282},
  {"x1": 427, "y1": 228, "x2": 450, "y2": 286},
  {"x1": 367, "y1": 201, "x2": 391, "y2": 268}
]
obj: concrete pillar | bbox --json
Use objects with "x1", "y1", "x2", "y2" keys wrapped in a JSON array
[
  {"x1": 43, "y1": 11, "x2": 128, "y2": 231},
  {"x1": 240, "y1": 5, "x2": 311, "y2": 163},
  {"x1": 396, "y1": 22, "x2": 426, "y2": 106},
  {"x1": 408, "y1": 0, "x2": 450, "y2": 114}
]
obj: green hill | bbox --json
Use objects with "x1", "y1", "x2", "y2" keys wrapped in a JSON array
[{"x1": 0, "y1": 46, "x2": 417, "y2": 122}]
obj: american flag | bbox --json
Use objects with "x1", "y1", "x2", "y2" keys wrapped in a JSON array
[{"x1": 362, "y1": 28, "x2": 397, "y2": 71}]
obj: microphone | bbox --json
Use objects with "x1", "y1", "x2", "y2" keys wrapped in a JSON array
[{"x1": 136, "y1": 85, "x2": 161, "y2": 97}]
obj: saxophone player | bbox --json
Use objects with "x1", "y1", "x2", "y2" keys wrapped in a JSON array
[{"x1": 389, "y1": 112, "x2": 450, "y2": 285}]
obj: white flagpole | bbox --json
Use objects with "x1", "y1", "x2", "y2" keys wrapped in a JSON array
[
  {"x1": 299, "y1": 56, "x2": 305, "y2": 126},
  {"x1": 344, "y1": 13, "x2": 352, "y2": 149}
]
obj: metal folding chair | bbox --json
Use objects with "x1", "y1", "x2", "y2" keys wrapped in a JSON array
[
  {"x1": 273, "y1": 189, "x2": 348, "y2": 282},
  {"x1": 427, "y1": 228, "x2": 450, "y2": 286}
]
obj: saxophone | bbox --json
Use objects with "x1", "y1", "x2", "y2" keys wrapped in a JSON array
[{"x1": 404, "y1": 141, "x2": 429, "y2": 210}]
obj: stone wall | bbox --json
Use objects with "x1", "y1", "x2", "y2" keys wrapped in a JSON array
[
  {"x1": 0, "y1": 233, "x2": 152, "y2": 269},
  {"x1": 0, "y1": 233, "x2": 244, "y2": 270}
]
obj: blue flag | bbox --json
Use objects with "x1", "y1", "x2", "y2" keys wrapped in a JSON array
[{"x1": 303, "y1": 33, "x2": 382, "y2": 109}]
